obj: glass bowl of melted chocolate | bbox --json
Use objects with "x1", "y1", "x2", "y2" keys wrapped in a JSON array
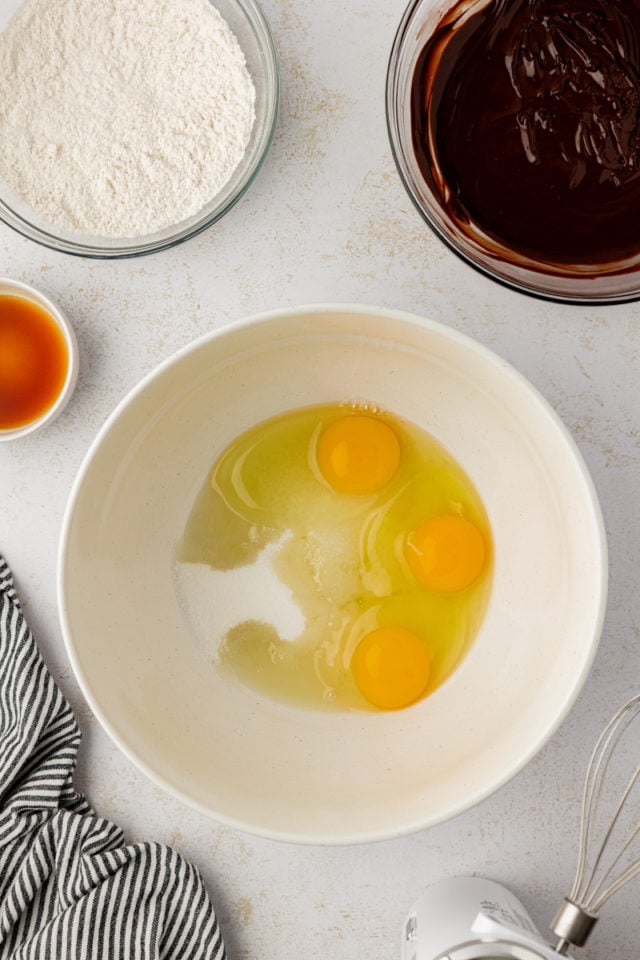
[{"x1": 387, "y1": 0, "x2": 640, "y2": 302}]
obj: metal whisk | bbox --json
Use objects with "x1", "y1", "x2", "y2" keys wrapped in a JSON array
[{"x1": 552, "y1": 694, "x2": 640, "y2": 953}]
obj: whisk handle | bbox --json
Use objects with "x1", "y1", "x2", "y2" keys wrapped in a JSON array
[{"x1": 551, "y1": 899, "x2": 598, "y2": 951}]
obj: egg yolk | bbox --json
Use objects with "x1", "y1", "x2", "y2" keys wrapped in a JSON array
[
  {"x1": 406, "y1": 514, "x2": 486, "y2": 592},
  {"x1": 351, "y1": 627, "x2": 430, "y2": 710},
  {"x1": 316, "y1": 414, "x2": 401, "y2": 494}
]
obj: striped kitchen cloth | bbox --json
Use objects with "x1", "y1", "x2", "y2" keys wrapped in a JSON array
[{"x1": 0, "y1": 554, "x2": 225, "y2": 960}]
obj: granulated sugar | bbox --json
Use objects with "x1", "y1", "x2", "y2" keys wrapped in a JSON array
[
  {"x1": 174, "y1": 535, "x2": 306, "y2": 660},
  {"x1": 0, "y1": 0, "x2": 256, "y2": 237}
]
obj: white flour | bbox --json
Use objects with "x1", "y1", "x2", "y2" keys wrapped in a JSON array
[{"x1": 0, "y1": 0, "x2": 255, "y2": 237}]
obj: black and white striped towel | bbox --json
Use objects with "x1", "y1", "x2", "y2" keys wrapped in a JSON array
[{"x1": 0, "y1": 555, "x2": 225, "y2": 960}]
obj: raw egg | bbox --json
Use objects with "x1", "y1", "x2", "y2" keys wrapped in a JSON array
[
  {"x1": 406, "y1": 515, "x2": 487, "y2": 592},
  {"x1": 175, "y1": 403, "x2": 492, "y2": 712},
  {"x1": 352, "y1": 627, "x2": 430, "y2": 710},
  {"x1": 316, "y1": 414, "x2": 401, "y2": 493}
]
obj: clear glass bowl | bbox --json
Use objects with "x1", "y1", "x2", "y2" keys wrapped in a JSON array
[
  {"x1": 0, "y1": 0, "x2": 279, "y2": 259},
  {"x1": 386, "y1": 0, "x2": 640, "y2": 304}
]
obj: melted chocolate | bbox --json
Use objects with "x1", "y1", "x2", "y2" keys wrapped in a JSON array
[{"x1": 412, "y1": 0, "x2": 640, "y2": 265}]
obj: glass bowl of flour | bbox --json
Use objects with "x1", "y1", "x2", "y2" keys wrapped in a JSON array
[{"x1": 0, "y1": 0, "x2": 278, "y2": 258}]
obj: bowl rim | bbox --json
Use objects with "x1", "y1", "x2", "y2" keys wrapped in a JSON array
[
  {"x1": 385, "y1": 0, "x2": 640, "y2": 306},
  {"x1": 0, "y1": 0, "x2": 280, "y2": 260},
  {"x1": 57, "y1": 302, "x2": 608, "y2": 844},
  {"x1": 0, "y1": 278, "x2": 79, "y2": 441}
]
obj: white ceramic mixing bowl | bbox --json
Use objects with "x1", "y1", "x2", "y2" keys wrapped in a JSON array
[{"x1": 58, "y1": 304, "x2": 607, "y2": 843}]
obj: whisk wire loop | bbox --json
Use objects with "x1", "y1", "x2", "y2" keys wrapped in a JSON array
[{"x1": 552, "y1": 694, "x2": 640, "y2": 951}]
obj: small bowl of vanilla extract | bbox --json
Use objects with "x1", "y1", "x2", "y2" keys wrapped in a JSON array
[
  {"x1": 0, "y1": 279, "x2": 78, "y2": 441},
  {"x1": 387, "y1": 0, "x2": 640, "y2": 303}
]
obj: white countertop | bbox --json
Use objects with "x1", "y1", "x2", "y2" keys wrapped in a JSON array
[{"x1": 2, "y1": 1, "x2": 640, "y2": 957}]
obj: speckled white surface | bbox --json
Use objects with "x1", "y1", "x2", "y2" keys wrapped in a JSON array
[{"x1": 1, "y1": 0, "x2": 640, "y2": 957}]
